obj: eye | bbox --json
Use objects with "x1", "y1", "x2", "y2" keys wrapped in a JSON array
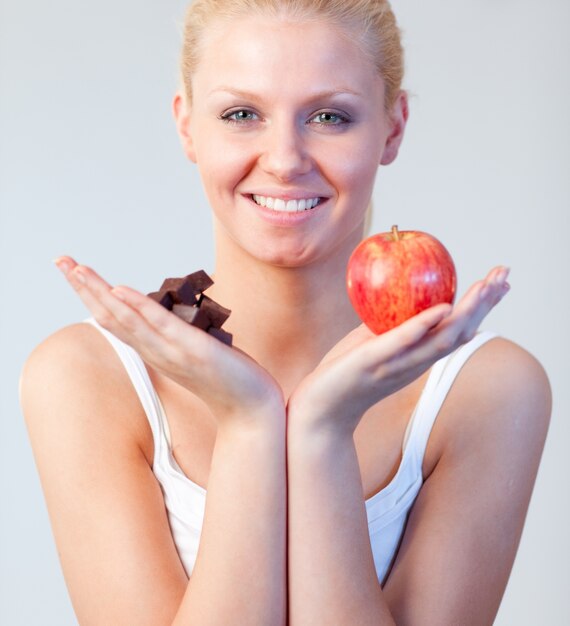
[
  {"x1": 219, "y1": 109, "x2": 259, "y2": 125},
  {"x1": 310, "y1": 111, "x2": 350, "y2": 125}
]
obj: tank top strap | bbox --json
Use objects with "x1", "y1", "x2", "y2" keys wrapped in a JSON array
[
  {"x1": 405, "y1": 330, "x2": 500, "y2": 472},
  {"x1": 82, "y1": 317, "x2": 173, "y2": 456}
]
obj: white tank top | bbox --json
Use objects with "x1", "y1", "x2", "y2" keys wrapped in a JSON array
[{"x1": 83, "y1": 317, "x2": 497, "y2": 585}]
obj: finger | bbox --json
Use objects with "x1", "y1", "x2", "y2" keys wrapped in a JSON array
[
  {"x1": 324, "y1": 323, "x2": 378, "y2": 362},
  {"x1": 69, "y1": 265, "x2": 157, "y2": 337},
  {"x1": 437, "y1": 265, "x2": 510, "y2": 341},
  {"x1": 409, "y1": 266, "x2": 511, "y2": 366},
  {"x1": 56, "y1": 258, "x2": 122, "y2": 327},
  {"x1": 362, "y1": 302, "x2": 453, "y2": 365},
  {"x1": 460, "y1": 271, "x2": 510, "y2": 341},
  {"x1": 111, "y1": 284, "x2": 215, "y2": 352},
  {"x1": 464, "y1": 265, "x2": 510, "y2": 305},
  {"x1": 56, "y1": 256, "x2": 134, "y2": 337},
  {"x1": 56, "y1": 259, "x2": 219, "y2": 361},
  {"x1": 70, "y1": 266, "x2": 214, "y2": 366},
  {"x1": 478, "y1": 265, "x2": 511, "y2": 303},
  {"x1": 56, "y1": 260, "x2": 171, "y2": 359},
  {"x1": 54, "y1": 255, "x2": 78, "y2": 275}
]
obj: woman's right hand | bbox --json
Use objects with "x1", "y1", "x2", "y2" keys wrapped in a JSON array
[
  {"x1": 54, "y1": 256, "x2": 285, "y2": 430},
  {"x1": 286, "y1": 266, "x2": 511, "y2": 438}
]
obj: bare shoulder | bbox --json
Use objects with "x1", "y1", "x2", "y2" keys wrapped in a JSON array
[
  {"x1": 22, "y1": 321, "x2": 123, "y2": 384},
  {"x1": 439, "y1": 334, "x2": 552, "y2": 457},
  {"x1": 20, "y1": 324, "x2": 186, "y2": 623},
  {"x1": 20, "y1": 322, "x2": 151, "y2": 459},
  {"x1": 460, "y1": 334, "x2": 551, "y2": 407},
  {"x1": 382, "y1": 336, "x2": 552, "y2": 623}
]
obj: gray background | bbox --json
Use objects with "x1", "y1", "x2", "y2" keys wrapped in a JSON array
[{"x1": 1, "y1": 0, "x2": 568, "y2": 623}]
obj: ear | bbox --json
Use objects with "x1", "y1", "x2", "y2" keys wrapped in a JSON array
[
  {"x1": 173, "y1": 91, "x2": 197, "y2": 163},
  {"x1": 380, "y1": 90, "x2": 409, "y2": 166}
]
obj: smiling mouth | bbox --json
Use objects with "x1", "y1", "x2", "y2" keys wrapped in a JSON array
[{"x1": 250, "y1": 194, "x2": 324, "y2": 212}]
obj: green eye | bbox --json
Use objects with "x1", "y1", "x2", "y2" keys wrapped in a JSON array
[
  {"x1": 220, "y1": 109, "x2": 258, "y2": 124},
  {"x1": 233, "y1": 111, "x2": 254, "y2": 121},
  {"x1": 312, "y1": 112, "x2": 349, "y2": 125}
]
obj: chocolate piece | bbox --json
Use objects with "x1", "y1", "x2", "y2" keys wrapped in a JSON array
[
  {"x1": 198, "y1": 294, "x2": 231, "y2": 328},
  {"x1": 159, "y1": 277, "x2": 185, "y2": 292},
  {"x1": 160, "y1": 271, "x2": 214, "y2": 300},
  {"x1": 207, "y1": 326, "x2": 233, "y2": 346},
  {"x1": 148, "y1": 291, "x2": 174, "y2": 310},
  {"x1": 168, "y1": 283, "x2": 198, "y2": 306},
  {"x1": 147, "y1": 269, "x2": 232, "y2": 346},
  {"x1": 156, "y1": 279, "x2": 195, "y2": 306},
  {"x1": 185, "y1": 270, "x2": 214, "y2": 294},
  {"x1": 172, "y1": 304, "x2": 210, "y2": 330}
]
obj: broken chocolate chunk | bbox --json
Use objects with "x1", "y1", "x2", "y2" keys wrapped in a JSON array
[
  {"x1": 157, "y1": 280, "x2": 194, "y2": 306},
  {"x1": 148, "y1": 291, "x2": 175, "y2": 310},
  {"x1": 169, "y1": 283, "x2": 198, "y2": 306},
  {"x1": 159, "y1": 277, "x2": 185, "y2": 292},
  {"x1": 198, "y1": 294, "x2": 231, "y2": 328},
  {"x1": 172, "y1": 304, "x2": 210, "y2": 330},
  {"x1": 148, "y1": 269, "x2": 232, "y2": 346},
  {"x1": 185, "y1": 270, "x2": 214, "y2": 294},
  {"x1": 160, "y1": 271, "x2": 214, "y2": 299}
]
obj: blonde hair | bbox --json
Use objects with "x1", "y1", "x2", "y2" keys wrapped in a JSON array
[
  {"x1": 180, "y1": 0, "x2": 403, "y2": 111},
  {"x1": 179, "y1": 0, "x2": 405, "y2": 237}
]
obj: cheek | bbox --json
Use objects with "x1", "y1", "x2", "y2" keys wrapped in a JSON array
[
  {"x1": 323, "y1": 138, "x2": 381, "y2": 196},
  {"x1": 196, "y1": 134, "x2": 254, "y2": 197}
]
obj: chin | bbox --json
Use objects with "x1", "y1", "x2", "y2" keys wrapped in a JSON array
[
  {"x1": 255, "y1": 238, "x2": 361, "y2": 271},
  {"x1": 251, "y1": 244, "x2": 320, "y2": 268},
  {"x1": 215, "y1": 213, "x2": 364, "y2": 269}
]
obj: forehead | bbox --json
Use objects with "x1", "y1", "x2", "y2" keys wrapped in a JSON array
[{"x1": 192, "y1": 15, "x2": 383, "y2": 103}]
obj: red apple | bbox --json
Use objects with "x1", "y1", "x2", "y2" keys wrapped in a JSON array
[{"x1": 346, "y1": 225, "x2": 457, "y2": 335}]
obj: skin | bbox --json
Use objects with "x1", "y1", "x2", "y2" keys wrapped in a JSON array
[{"x1": 21, "y1": 14, "x2": 551, "y2": 625}]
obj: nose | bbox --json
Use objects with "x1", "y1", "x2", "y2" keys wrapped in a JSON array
[{"x1": 258, "y1": 117, "x2": 313, "y2": 181}]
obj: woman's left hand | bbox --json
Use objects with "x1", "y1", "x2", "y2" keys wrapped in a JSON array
[{"x1": 286, "y1": 266, "x2": 510, "y2": 437}]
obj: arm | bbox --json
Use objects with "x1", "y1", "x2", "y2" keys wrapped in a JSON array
[
  {"x1": 284, "y1": 266, "x2": 527, "y2": 624},
  {"x1": 22, "y1": 327, "x2": 287, "y2": 621},
  {"x1": 286, "y1": 337, "x2": 551, "y2": 625},
  {"x1": 21, "y1": 325, "x2": 287, "y2": 625},
  {"x1": 382, "y1": 338, "x2": 551, "y2": 624},
  {"x1": 179, "y1": 409, "x2": 287, "y2": 626},
  {"x1": 287, "y1": 420, "x2": 394, "y2": 625}
]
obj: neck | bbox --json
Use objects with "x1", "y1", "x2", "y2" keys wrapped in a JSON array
[{"x1": 205, "y1": 220, "x2": 365, "y2": 398}]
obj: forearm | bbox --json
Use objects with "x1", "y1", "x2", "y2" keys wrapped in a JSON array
[
  {"x1": 287, "y1": 420, "x2": 395, "y2": 626},
  {"x1": 173, "y1": 411, "x2": 287, "y2": 626}
]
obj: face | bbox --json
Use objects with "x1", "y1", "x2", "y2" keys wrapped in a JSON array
[{"x1": 174, "y1": 15, "x2": 408, "y2": 268}]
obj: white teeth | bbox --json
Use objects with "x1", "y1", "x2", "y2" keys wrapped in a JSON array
[{"x1": 252, "y1": 194, "x2": 321, "y2": 212}]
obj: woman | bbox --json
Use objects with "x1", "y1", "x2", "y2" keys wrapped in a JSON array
[{"x1": 21, "y1": 0, "x2": 551, "y2": 624}]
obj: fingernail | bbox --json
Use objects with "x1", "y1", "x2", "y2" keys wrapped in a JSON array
[
  {"x1": 494, "y1": 267, "x2": 510, "y2": 285},
  {"x1": 73, "y1": 268, "x2": 87, "y2": 285},
  {"x1": 53, "y1": 258, "x2": 70, "y2": 276}
]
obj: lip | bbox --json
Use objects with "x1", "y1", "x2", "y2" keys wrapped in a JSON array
[{"x1": 243, "y1": 193, "x2": 329, "y2": 226}]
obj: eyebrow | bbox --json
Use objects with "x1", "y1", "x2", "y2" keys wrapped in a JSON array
[{"x1": 207, "y1": 87, "x2": 363, "y2": 101}]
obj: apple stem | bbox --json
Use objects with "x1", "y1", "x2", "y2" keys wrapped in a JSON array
[{"x1": 391, "y1": 225, "x2": 401, "y2": 241}]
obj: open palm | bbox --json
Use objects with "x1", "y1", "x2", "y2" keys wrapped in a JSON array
[{"x1": 287, "y1": 266, "x2": 510, "y2": 436}]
